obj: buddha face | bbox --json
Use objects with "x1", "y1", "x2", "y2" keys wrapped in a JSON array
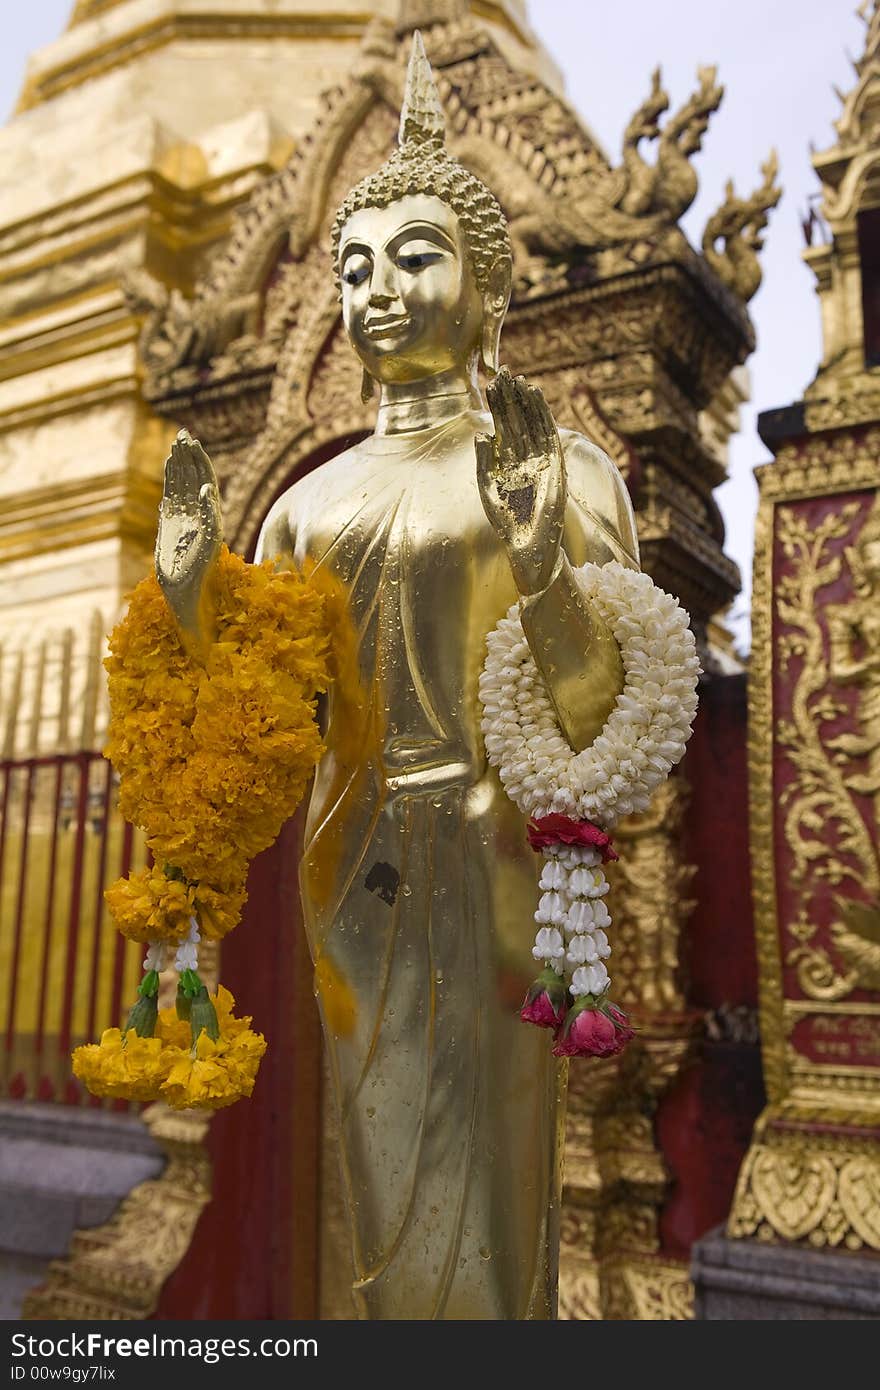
[{"x1": 338, "y1": 194, "x2": 484, "y2": 385}]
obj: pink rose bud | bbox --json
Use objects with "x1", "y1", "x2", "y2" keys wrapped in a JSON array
[
  {"x1": 601, "y1": 1000, "x2": 635, "y2": 1045},
  {"x1": 552, "y1": 996, "x2": 634, "y2": 1058},
  {"x1": 521, "y1": 967, "x2": 569, "y2": 1029}
]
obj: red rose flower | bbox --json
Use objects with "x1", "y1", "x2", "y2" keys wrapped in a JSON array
[
  {"x1": 602, "y1": 1001, "x2": 634, "y2": 1039},
  {"x1": 520, "y1": 967, "x2": 569, "y2": 1029},
  {"x1": 552, "y1": 996, "x2": 634, "y2": 1058},
  {"x1": 527, "y1": 814, "x2": 618, "y2": 862}
]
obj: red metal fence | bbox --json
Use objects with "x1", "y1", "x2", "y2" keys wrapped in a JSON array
[{"x1": 0, "y1": 749, "x2": 146, "y2": 1104}]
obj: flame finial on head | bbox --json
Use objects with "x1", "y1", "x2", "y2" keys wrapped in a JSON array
[{"x1": 399, "y1": 30, "x2": 446, "y2": 150}]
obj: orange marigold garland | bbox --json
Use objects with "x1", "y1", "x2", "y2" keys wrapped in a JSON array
[{"x1": 72, "y1": 546, "x2": 330, "y2": 1110}]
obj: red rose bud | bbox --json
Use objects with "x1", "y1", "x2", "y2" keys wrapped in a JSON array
[
  {"x1": 552, "y1": 995, "x2": 633, "y2": 1058},
  {"x1": 520, "y1": 967, "x2": 569, "y2": 1029},
  {"x1": 600, "y1": 999, "x2": 635, "y2": 1043},
  {"x1": 527, "y1": 814, "x2": 618, "y2": 862}
]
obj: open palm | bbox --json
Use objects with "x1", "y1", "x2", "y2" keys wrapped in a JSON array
[
  {"x1": 475, "y1": 367, "x2": 566, "y2": 595},
  {"x1": 156, "y1": 429, "x2": 223, "y2": 640}
]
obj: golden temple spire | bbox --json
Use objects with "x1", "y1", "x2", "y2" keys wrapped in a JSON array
[
  {"x1": 857, "y1": 0, "x2": 880, "y2": 65},
  {"x1": 398, "y1": 30, "x2": 446, "y2": 150},
  {"x1": 800, "y1": 0, "x2": 880, "y2": 409}
]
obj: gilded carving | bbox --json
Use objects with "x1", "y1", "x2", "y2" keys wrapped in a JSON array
[
  {"x1": 622, "y1": 1261, "x2": 694, "y2": 1320},
  {"x1": 558, "y1": 777, "x2": 699, "y2": 1320},
  {"x1": 773, "y1": 500, "x2": 879, "y2": 1002},
  {"x1": 606, "y1": 778, "x2": 696, "y2": 1014},
  {"x1": 827, "y1": 494, "x2": 880, "y2": 805},
  {"x1": 559, "y1": 1252, "x2": 693, "y2": 1321},
  {"x1": 761, "y1": 429, "x2": 880, "y2": 501},
  {"x1": 805, "y1": 386, "x2": 880, "y2": 434},
  {"x1": 616, "y1": 67, "x2": 722, "y2": 220},
  {"x1": 508, "y1": 63, "x2": 724, "y2": 269},
  {"x1": 729, "y1": 1116, "x2": 880, "y2": 1251},
  {"x1": 522, "y1": 367, "x2": 633, "y2": 483},
  {"x1": 732, "y1": 162, "x2": 880, "y2": 1249},
  {"x1": 701, "y1": 153, "x2": 782, "y2": 303}
]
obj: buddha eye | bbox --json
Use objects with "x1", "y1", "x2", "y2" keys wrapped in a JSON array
[
  {"x1": 341, "y1": 254, "x2": 370, "y2": 287},
  {"x1": 396, "y1": 247, "x2": 443, "y2": 273}
]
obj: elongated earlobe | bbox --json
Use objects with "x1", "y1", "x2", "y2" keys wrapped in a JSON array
[
  {"x1": 480, "y1": 325, "x2": 500, "y2": 378},
  {"x1": 361, "y1": 367, "x2": 376, "y2": 404},
  {"x1": 480, "y1": 257, "x2": 513, "y2": 378}
]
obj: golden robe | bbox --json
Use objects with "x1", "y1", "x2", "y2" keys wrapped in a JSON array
[{"x1": 256, "y1": 408, "x2": 638, "y2": 1319}]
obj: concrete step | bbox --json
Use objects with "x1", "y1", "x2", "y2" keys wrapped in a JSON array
[{"x1": 0, "y1": 1100, "x2": 164, "y2": 1318}]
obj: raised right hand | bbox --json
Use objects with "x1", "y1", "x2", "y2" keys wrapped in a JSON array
[{"x1": 156, "y1": 429, "x2": 223, "y2": 647}]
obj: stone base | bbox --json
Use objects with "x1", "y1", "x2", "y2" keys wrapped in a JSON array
[
  {"x1": 692, "y1": 1226, "x2": 880, "y2": 1320},
  {"x1": 0, "y1": 1101, "x2": 163, "y2": 1319}
]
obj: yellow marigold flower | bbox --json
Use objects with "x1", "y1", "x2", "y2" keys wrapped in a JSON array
[
  {"x1": 93, "y1": 546, "x2": 332, "y2": 1106},
  {"x1": 72, "y1": 1029, "x2": 170, "y2": 1103},
  {"x1": 103, "y1": 547, "x2": 330, "y2": 904},
  {"x1": 194, "y1": 880, "x2": 247, "y2": 941},
  {"x1": 155, "y1": 1006, "x2": 192, "y2": 1051},
  {"x1": 105, "y1": 866, "x2": 196, "y2": 945},
  {"x1": 159, "y1": 986, "x2": 266, "y2": 1111},
  {"x1": 211, "y1": 983, "x2": 247, "y2": 1033}
]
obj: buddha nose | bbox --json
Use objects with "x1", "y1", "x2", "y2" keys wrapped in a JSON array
[{"x1": 369, "y1": 253, "x2": 398, "y2": 306}]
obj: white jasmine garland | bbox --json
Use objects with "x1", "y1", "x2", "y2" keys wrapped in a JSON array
[
  {"x1": 530, "y1": 848, "x2": 617, "y2": 998},
  {"x1": 480, "y1": 562, "x2": 700, "y2": 825},
  {"x1": 566, "y1": 899, "x2": 596, "y2": 933},
  {"x1": 566, "y1": 934, "x2": 600, "y2": 966},
  {"x1": 144, "y1": 942, "x2": 168, "y2": 974},
  {"x1": 174, "y1": 917, "x2": 201, "y2": 975},
  {"x1": 532, "y1": 926, "x2": 565, "y2": 972},
  {"x1": 535, "y1": 890, "x2": 567, "y2": 925},
  {"x1": 480, "y1": 561, "x2": 700, "y2": 1012},
  {"x1": 571, "y1": 963, "x2": 609, "y2": 997}
]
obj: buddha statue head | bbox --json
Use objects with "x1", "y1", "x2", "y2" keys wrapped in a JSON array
[{"x1": 332, "y1": 32, "x2": 513, "y2": 400}]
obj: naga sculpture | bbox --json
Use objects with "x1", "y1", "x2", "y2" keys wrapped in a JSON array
[{"x1": 702, "y1": 152, "x2": 782, "y2": 303}]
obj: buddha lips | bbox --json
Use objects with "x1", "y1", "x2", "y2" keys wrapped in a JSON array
[{"x1": 478, "y1": 560, "x2": 701, "y2": 1061}]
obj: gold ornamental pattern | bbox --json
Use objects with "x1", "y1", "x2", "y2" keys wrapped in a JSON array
[
  {"x1": 774, "y1": 497, "x2": 880, "y2": 1005},
  {"x1": 730, "y1": 423, "x2": 880, "y2": 1256},
  {"x1": 728, "y1": 1116, "x2": 880, "y2": 1251}
]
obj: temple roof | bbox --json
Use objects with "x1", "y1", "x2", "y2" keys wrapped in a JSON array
[{"x1": 26, "y1": 1, "x2": 561, "y2": 114}]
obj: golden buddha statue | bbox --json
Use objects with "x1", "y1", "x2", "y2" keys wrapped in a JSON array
[{"x1": 156, "y1": 33, "x2": 639, "y2": 1319}]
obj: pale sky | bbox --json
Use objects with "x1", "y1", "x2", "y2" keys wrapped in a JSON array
[{"x1": 0, "y1": 1, "x2": 868, "y2": 650}]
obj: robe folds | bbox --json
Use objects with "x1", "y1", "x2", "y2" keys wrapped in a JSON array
[{"x1": 256, "y1": 408, "x2": 639, "y2": 1319}]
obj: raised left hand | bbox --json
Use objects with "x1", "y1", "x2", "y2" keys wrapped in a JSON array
[{"x1": 476, "y1": 367, "x2": 567, "y2": 595}]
